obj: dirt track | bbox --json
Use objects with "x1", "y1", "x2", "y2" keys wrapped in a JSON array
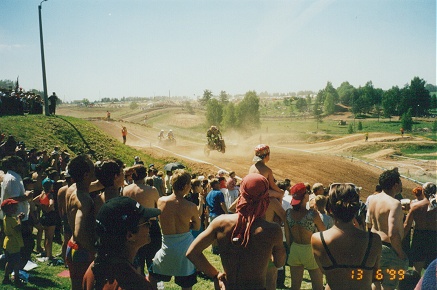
[{"x1": 89, "y1": 119, "x2": 431, "y2": 200}]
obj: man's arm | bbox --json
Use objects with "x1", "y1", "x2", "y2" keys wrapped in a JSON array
[
  {"x1": 388, "y1": 203, "x2": 406, "y2": 259},
  {"x1": 186, "y1": 219, "x2": 221, "y2": 278}
]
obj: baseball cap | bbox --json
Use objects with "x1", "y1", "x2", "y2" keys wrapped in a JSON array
[
  {"x1": 96, "y1": 196, "x2": 161, "y2": 235},
  {"x1": 290, "y1": 183, "x2": 307, "y2": 206},
  {"x1": 253, "y1": 144, "x2": 270, "y2": 162},
  {"x1": 42, "y1": 178, "x2": 54, "y2": 191},
  {"x1": 1, "y1": 199, "x2": 19, "y2": 210}
]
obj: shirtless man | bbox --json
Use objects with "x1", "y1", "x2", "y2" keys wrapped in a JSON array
[
  {"x1": 403, "y1": 182, "x2": 437, "y2": 273},
  {"x1": 187, "y1": 173, "x2": 286, "y2": 290},
  {"x1": 123, "y1": 165, "x2": 161, "y2": 275},
  {"x1": 366, "y1": 168, "x2": 408, "y2": 290},
  {"x1": 148, "y1": 169, "x2": 200, "y2": 290},
  {"x1": 65, "y1": 155, "x2": 97, "y2": 290},
  {"x1": 249, "y1": 144, "x2": 284, "y2": 198},
  {"x1": 57, "y1": 171, "x2": 73, "y2": 266}
]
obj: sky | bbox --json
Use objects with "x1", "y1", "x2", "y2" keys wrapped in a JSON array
[{"x1": 0, "y1": 0, "x2": 435, "y2": 102}]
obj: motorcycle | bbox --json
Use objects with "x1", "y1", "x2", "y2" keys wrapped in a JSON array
[
  {"x1": 158, "y1": 136, "x2": 176, "y2": 146},
  {"x1": 204, "y1": 138, "x2": 225, "y2": 156}
]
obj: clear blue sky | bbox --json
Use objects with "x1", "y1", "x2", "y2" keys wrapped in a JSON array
[{"x1": 1, "y1": 0, "x2": 435, "y2": 102}]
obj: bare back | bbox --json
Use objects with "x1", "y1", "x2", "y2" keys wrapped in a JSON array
[
  {"x1": 367, "y1": 192, "x2": 403, "y2": 243},
  {"x1": 216, "y1": 214, "x2": 285, "y2": 289},
  {"x1": 409, "y1": 199, "x2": 437, "y2": 230},
  {"x1": 312, "y1": 227, "x2": 382, "y2": 290},
  {"x1": 158, "y1": 194, "x2": 199, "y2": 235},
  {"x1": 123, "y1": 183, "x2": 159, "y2": 210},
  {"x1": 249, "y1": 162, "x2": 284, "y2": 195}
]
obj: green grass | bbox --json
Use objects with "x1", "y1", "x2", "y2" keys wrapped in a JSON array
[{"x1": 0, "y1": 115, "x2": 164, "y2": 168}]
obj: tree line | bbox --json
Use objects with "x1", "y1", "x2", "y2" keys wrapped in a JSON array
[{"x1": 201, "y1": 76, "x2": 437, "y2": 132}]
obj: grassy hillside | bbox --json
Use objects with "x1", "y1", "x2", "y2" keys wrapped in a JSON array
[{"x1": 0, "y1": 115, "x2": 162, "y2": 167}]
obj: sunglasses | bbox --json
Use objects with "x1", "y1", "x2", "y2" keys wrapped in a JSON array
[{"x1": 137, "y1": 221, "x2": 151, "y2": 228}]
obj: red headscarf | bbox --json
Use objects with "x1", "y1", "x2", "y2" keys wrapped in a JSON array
[{"x1": 231, "y1": 173, "x2": 270, "y2": 247}]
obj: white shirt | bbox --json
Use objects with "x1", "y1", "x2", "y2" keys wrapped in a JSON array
[{"x1": 1, "y1": 170, "x2": 29, "y2": 221}]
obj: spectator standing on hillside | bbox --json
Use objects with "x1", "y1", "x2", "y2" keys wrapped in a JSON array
[
  {"x1": 57, "y1": 171, "x2": 73, "y2": 266},
  {"x1": 65, "y1": 155, "x2": 97, "y2": 290},
  {"x1": 121, "y1": 126, "x2": 127, "y2": 144},
  {"x1": 311, "y1": 183, "x2": 382, "y2": 290},
  {"x1": 366, "y1": 168, "x2": 408, "y2": 290},
  {"x1": 403, "y1": 182, "x2": 437, "y2": 274},
  {"x1": 206, "y1": 179, "x2": 227, "y2": 254},
  {"x1": 164, "y1": 171, "x2": 172, "y2": 195},
  {"x1": 315, "y1": 195, "x2": 334, "y2": 229},
  {"x1": 309, "y1": 183, "x2": 325, "y2": 209},
  {"x1": 48, "y1": 92, "x2": 58, "y2": 115},
  {"x1": 123, "y1": 165, "x2": 161, "y2": 275},
  {"x1": 225, "y1": 171, "x2": 239, "y2": 210},
  {"x1": 152, "y1": 169, "x2": 165, "y2": 197},
  {"x1": 33, "y1": 179, "x2": 57, "y2": 262},
  {"x1": 286, "y1": 182, "x2": 325, "y2": 290},
  {"x1": 187, "y1": 173, "x2": 286, "y2": 290},
  {"x1": 148, "y1": 169, "x2": 200, "y2": 290},
  {"x1": 1, "y1": 199, "x2": 25, "y2": 286},
  {"x1": 0, "y1": 156, "x2": 34, "y2": 270},
  {"x1": 249, "y1": 144, "x2": 284, "y2": 198}
]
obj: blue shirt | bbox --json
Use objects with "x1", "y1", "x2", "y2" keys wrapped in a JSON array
[{"x1": 206, "y1": 189, "x2": 225, "y2": 218}]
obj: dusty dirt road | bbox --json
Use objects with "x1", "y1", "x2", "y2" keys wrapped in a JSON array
[{"x1": 89, "y1": 119, "x2": 431, "y2": 200}]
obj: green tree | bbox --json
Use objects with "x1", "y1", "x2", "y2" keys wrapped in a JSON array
[
  {"x1": 295, "y1": 98, "x2": 308, "y2": 114},
  {"x1": 382, "y1": 86, "x2": 400, "y2": 120},
  {"x1": 306, "y1": 95, "x2": 312, "y2": 107},
  {"x1": 222, "y1": 102, "x2": 237, "y2": 129},
  {"x1": 432, "y1": 120, "x2": 437, "y2": 133},
  {"x1": 219, "y1": 90, "x2": 229, "y2": 104},
  {"x1": 313, "y1": 100, "x2": 323, "y2": 129},
  {"x1": 199, "y1": 89, "x2": 213, "y2": 106},
  {"x1": 357, "y1": 121, "x2": 363, "y2": 131},
  {"x1": 348, "y1": 123, "x2": 354, "y2": 134},
  {"x1": 409, "y1": 77, "x2": 431, "y2": 116},
  {"x1": 82, "y1": 98, "x2": 90, "y2": 106},
  {"x1": 431, "y1": 95, "x2": 437, "y2": 109},
  {"x1": 337, "y1": 81, "x2": 355, "y2": 106},
  {"x1": 206, "y1": 98, "x2": 223, "y2": 126},
  {"x1": 129, "y1": 102, "x2": 139, "y2": 110},
  {"x1": 184, "y1": 101, "x2": 194, "y2": 114},
  {"x1": 323, "y1": 92, "x2": 336, "y2": 115},
  {"x1": 235, "y1": 91, "x2": 260, "y2": 129},
  {"x1": 283, "y1": 98, "x2": 292, "y2": 106},
  {"x1": 401, "y1": 108, "x2": 413, "y2": 131}
]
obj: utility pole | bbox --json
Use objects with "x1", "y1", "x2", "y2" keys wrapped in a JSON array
[{"x1": 38, "y1": 0, "x2": 50, "y2": 116}]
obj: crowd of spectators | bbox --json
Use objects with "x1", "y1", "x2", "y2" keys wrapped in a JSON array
[
  {"x1": 0, "y1": 89, "x2": 44, "y2": 116},
  {"x1": 0, "y1": 136, "x2": 435, "y2": 289}
]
